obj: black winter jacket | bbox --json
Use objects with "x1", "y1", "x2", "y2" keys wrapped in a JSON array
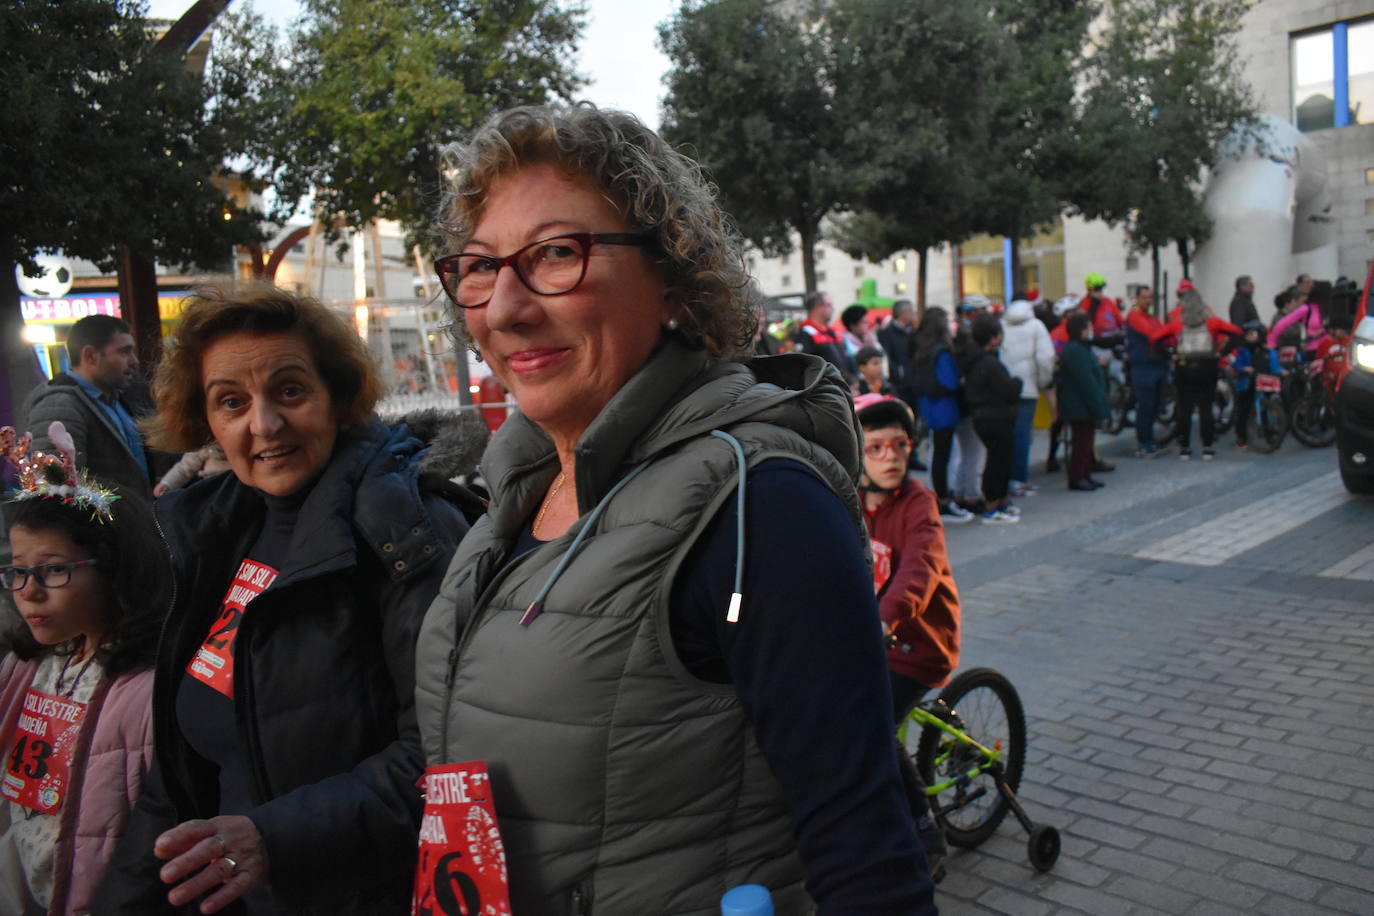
[
  {"x1": 962, "y1": 349, "x2": 1023, "y2": 421},
  {"x1": 97, "y1": 415, "x2": 481, "y2": 915}
]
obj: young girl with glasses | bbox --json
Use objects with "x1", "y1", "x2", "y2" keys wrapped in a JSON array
[{"x1": 0, "y1": 425, "x2": 168, "y2": 915}]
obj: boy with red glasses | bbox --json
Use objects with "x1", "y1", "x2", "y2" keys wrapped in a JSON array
[{"x1": 854, "y1": 393, "x2": 963, "y2": 879}]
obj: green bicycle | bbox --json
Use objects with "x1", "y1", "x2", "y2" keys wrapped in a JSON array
[{"x1": 897, "y1": 667, "x2": 1061, "y2": 872}]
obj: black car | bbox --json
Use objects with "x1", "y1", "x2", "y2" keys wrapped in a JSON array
[{"x1": 1336, "y1": 260, "x2": 1374, "y2": 493}]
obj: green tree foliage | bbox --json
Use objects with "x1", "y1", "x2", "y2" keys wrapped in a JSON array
[
  {"x1": 0, "y1": 0, "x2": 264, "y2": 419},
  {"x1": 1076, "y1": 0, "x2": 1257, "y2": 275},
  {"x1": 659, "y1": 0, "x2": 844, "y2": 294},
  {"x1": 967, "y1": 0, "x2": 1095, "y2": 282},
  {"x1": 825, "y1": 0, "x2": 995, "y2": 303},
  {"x1": 221, "y1": 0, "x2": 586, "y2": 251}
]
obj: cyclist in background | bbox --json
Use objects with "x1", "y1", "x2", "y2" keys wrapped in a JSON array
[{"x1": 854, "y1": 393, "x2": 962, "y2": 878}]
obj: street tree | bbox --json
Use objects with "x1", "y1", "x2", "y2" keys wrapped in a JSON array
[
  {"x1": 0, "y1": 0, "x2": 264, "y2": 425},
  {"x1": 659, "y1": 0, "x2": 845, "y2": 294},
  {"x1": 967, "y1": 0, "x2": 1096, "y2": 288},
  {"x1": 825, "y1": 0, "x2": 994, "y2": 308},
  {"x1": 1075, "y1": 0, "x2": 1257, "y2": 289},
  {"x1": 221, "y1": 0, "x2": 586, "y2": 253}
]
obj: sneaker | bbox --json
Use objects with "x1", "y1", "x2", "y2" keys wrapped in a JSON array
[
  {"x1": 1202, "y1": 448, "x2": 1215, "y2": 461},
  {"x1": 1179, "y1": 449, "x2": 1192, "y2": 460},
  {"x1": 1000, "y1": 502, "x2": 1021, "y2": 517},
  {"x1": 1135, "y1": 445, "x2": 1159, "y2": 458},
  {"x1": 1092, "y1": 459, "x2": 1116, "y2": 473},
  {"x1": 981, "y1": 508, "x2": 1019, "y2": 524},
  {"x1": 1235, "y1": 440, "x2": 1248, "y2": 450},
  {"x1": 1010, "y1": 481, "x2": 1038, "y2": 497},
  {"x1": 940, "y1": 501, "x2": 976, "y2": 524}
]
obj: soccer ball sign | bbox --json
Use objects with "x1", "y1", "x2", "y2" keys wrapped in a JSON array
[{"x1": 16, "y1": 255, "x2": 74, "y2": 299}]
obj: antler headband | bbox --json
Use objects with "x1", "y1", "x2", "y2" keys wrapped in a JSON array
[{"x1": 1, "y1": 422, "x2": 118, "y2": 520}]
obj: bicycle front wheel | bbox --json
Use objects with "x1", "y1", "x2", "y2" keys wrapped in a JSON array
[{"x1": 915, "y1": 667, "x2": 1027, "y2": 848}]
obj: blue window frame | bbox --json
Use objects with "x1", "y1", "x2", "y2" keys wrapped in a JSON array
[{"x1": 1293, "y1": 18, "x2": 1374, "y2": 131}]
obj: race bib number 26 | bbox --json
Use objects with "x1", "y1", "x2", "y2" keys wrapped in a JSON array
[{"x1": 411, "y1": 761, "x2": 511, "y2": 916}]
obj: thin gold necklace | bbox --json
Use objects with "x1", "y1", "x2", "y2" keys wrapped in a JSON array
[{"x1": 532, "y1": 472, "x2": 567, "y2": 537}]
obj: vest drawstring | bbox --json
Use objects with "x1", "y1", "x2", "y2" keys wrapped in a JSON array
[
  {"x1": 520, "y1": 459, "x2": 656, "y2": 626},
  {"x1": 709, "y1": 430, "x2": 747, "y2": 623}
]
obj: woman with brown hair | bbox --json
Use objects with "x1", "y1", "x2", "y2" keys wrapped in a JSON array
[
  {"x1": 415, "y1": 104, "x2": 935, "y2": 914},
  {"x1": 99, "y1": 286, "x2": 478, "y2": 914}
]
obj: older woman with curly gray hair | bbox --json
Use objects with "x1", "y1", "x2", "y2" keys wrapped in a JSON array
[{"x1": 415, "y1": 104, "x2": 935, "y2": 915}]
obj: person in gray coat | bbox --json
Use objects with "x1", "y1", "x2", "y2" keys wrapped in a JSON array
[{"x1": 21, "y1": 315, "x2": 160, "y2": 501}]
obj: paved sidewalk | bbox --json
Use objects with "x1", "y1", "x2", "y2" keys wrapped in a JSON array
[{"x1": 930, "y1": 436, "x2": 1374, "y2": 914}]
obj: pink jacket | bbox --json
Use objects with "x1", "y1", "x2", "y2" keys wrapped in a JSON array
[
  {"x1": 1268, "y1": 303, "x2": 1326, "y2": 349},
  {"x1": 0, "y1": 654, "x2": 154, "y2": 915}
]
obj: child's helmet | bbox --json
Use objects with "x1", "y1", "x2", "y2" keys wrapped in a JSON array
[
  {"x1": 1053, "y1": 295, "x2": 1080, "y2": 317},
  {"x1": 854, "y1": 393, "x2": 916, "y2": 440}
]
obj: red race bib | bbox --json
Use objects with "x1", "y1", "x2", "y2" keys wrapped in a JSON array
[
  {"x1": 411, "y1": 761, "x2": 511, "y2": 916},
  {"x1": 2, "y1": 688, "x2": 87, "y2": 814},
  {"x1": 871, "y1": 538, "x2": 893, "y2": 595},
  {"x1": 186, "y1": 559, "x2": 278, "y2": 698}
]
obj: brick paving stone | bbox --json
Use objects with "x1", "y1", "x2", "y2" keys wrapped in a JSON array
[
  {"x1": 1227, "y1": 860, "x2": 1323, "y2": 900},
  {"x1": 1107, "y1": 874, "x2": 1198, "y2": 913},
  {"x1": 1318, "y1": 885, "x2": 1374, "y2": 915},
  {"x1": 1085, "y1": 845, "x2": 1178, "y2": 883}
]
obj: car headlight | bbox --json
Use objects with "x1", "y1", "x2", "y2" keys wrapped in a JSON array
[{"x1": 1355, "y1": 341, "x2": 1374, "y2": 372}]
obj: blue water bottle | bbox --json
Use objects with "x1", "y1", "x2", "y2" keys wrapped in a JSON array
[{"x1": 721, "y1": 883, "x2": 774, "y2": 916}]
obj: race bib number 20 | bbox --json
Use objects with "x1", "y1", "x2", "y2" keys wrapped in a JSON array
[{"x1": 411, "y1": 761, "x2": 511, "y2": 916}]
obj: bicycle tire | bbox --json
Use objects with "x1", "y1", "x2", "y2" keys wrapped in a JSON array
[
  {"x1": 1154, "y1": 381, "x2": 1178, "y2": 446},
  {"x1": 1291, "y1": 391, "x2": 1337, "y2": 448},
  {"x1": 1246, "y1": 391, "x2": 1287, "y2": 453},
  {"x1": 1212, "y1": 374, "x2": 1235, "y2": 435},
  {"x1": 915, "y1": 667, "x2": 1027, "y2": 848}
]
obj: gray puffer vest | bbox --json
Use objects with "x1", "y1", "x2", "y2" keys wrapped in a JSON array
[{"x1": 415, "y1": 340, "x2": 864, "y2": 916}]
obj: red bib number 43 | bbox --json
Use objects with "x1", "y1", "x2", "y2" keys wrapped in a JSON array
[{"x1": 2, "y1": 688, "x2": 87, "y2": 814}]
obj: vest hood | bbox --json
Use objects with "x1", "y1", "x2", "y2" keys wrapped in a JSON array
[{"x1": 479, "y1": 339, "x2": 861, "y2": 536}]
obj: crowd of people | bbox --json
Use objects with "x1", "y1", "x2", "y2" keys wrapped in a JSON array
[
  {"x1": 1, "y1": 104, "x2": 946, "y2": 916},
  {"x1": 787, "y1": 268, "x2": 1352, "y2": 524}
]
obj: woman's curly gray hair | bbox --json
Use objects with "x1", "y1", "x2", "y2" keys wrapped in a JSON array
[{"x1": 434, "y1": 103, "x2": 755, "y2": 360}]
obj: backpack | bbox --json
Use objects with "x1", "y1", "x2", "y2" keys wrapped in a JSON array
[
  {"x1": 913, "y1": 347, "x2": 956, "y2": 399},
  {"x1": 1178, "y1": 324, "x2": 1215, "y2": 359}
]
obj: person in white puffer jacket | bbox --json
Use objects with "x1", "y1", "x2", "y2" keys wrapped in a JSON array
[{"x1": 999, "y1": 299, "x2": 1056, "y2": 495}]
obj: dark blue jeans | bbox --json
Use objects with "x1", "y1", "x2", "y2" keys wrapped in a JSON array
[{"x1": 1131, "y1": 365, "x2": 1167, "y2": 447}]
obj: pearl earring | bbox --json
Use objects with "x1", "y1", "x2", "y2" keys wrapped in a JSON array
[{"x1": 666, "y1": 317, "x2": 679, "y2": 331}]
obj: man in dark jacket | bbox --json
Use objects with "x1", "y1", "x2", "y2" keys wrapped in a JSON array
[
  {"x1": 1229, "y1": 275, "x2": 1259, "y2": 326},
  {"x1": 963, "y1": 314, "x2": 1023, "y2": 522},
  {"x1": 792, "y1": 291, "x2": 852, "y2": 380},
  {"x1": 20, "y1": 315, "x2": 162, "y2": 501},
  {"x1": 878, "y1": 300, "x2": 917, "y2": 402}
]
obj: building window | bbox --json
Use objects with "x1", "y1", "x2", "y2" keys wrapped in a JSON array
[
  {"x1": 816, "y1": 270, "x2": 827, "y2": 282},
  {"x1": 1366, "y1": 168, "x2": 1374, "y2": 184},
  {"x1": 894, "y1": 257, "x2": 907, "y2": 272},
  {"x1": 780, "y1": 253, "x2": 789, "y2": 265},
  {"x1": 1126, "y1": 255, "x2": 1140, "y2": 271},
  {"x1": 895, "y1": 282, "x2": 908, "y2": 294},
  {"x1": 853, "y1": 266, "x2": 863, "y2": 278},
  {"x1": 781, "y1": 274, "x2": 791, "y2": 288},
  {"x1": 1293, "y1": 19, "x2": 1374, "y2": 131},
  {"x1": 1366, "y1": 198, "x2": 1374, "y2": 215},
  {"x1": 815, "y1": 248, "x2": 826, "y2": 260},
  {"x1": 1367, "y1": 230, "x2": 1374, "y2": 244}
]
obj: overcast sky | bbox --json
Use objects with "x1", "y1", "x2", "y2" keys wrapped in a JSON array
[{"x1": 146, "y1": 0, "x2": 677, "y2": 127}]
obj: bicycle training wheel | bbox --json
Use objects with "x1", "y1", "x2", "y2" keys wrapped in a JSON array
[{"x1": 915, "y1": 667, "x2": 1028, "y2": 848}]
